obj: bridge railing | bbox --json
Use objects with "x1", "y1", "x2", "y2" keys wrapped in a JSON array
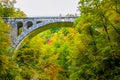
[
  {"x1": 2, "y1": 16, "x2": 78, "y2": 19},
  {"x1": 2, "y1": 16, "x2": 78, "y2": 24}
]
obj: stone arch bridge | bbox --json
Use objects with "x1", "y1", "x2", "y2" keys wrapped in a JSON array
[{"x1": 3, "y1": 17, "x2": 77, "y2": 50}]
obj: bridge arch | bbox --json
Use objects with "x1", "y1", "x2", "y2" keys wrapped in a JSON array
[
  {"x1": 2, "y1": 17, "x2": 77, "y2": 56},
  {"x1": 14, "y1": 20, "x2": 74, "y2": 54}
]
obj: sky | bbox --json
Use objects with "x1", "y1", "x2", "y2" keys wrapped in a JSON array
[{"x1": 14, "y1": 0, "x2": 79, "y2": 17}]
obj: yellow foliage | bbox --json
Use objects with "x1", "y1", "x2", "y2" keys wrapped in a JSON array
[
  {"x1": 114, "y1": 17, "x2": 120, "y2": 23},
  {"x1": 50, "y1": 53, "x2": 60, "y2": 60}
]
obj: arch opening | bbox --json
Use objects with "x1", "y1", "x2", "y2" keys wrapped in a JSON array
[
  {"x1": 17, "y1": 21, "x2": 23, "y2": 36},
  {"x1": 37, "y1": 21, "x2": 42, "y2": 24},
  {"x1": 26, "y1": 21, "x2": 33, "y2": 28}
]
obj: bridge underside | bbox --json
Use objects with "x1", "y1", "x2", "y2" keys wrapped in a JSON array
[{"x1": 14, "y1": 22, "x2": 74, "y2": 52}]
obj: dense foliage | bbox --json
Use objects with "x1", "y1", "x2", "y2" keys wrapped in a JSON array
[
  {"x1": 0, "y1": 1, "x2": 26, "y2": 80},
  {"x1": 0, "y1": 2, "x2": 26, "y2": 17},
  {"x1": 0, "y1": 0, "x2": 120, "y2": 80},
  {"x1": 73, "y1": 0, "x2": 120, "y2": 79}
]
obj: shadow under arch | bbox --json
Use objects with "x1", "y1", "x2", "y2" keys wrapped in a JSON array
[
  {"x1": 17, "y1": 21, "x2": 23, "y2": 36},
  {"x1": 26, "y1": 21, "x2": 33, "y2": 28},
  {"x1": 13, "y1": 21, "x2": 74, "y2": 58}
]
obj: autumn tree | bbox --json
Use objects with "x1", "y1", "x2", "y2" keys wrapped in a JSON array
[
  {"x1": 0, "y1": 1, "x2": 26, "y2": 79},
  {"x1": 72, "y1": 0, "x2": 120, "y2": 79}
]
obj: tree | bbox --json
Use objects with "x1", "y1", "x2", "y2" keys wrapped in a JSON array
[
  {"x1": 72, "y1": 0, "x2": 120, "y2": 79},
  {"x1": 0, "y1": 1, "x2": 26, "y2": 79}
]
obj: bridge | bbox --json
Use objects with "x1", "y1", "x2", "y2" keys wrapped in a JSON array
[{"x1": 3, "y1": 16, "x2": 77, "y2": 50}]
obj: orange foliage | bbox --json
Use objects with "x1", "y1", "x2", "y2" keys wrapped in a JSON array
[
  {"x1": 114, "y1": 17, "x2": 120, "y2": 23},
  {"x1": 44, "y1": 63, "x2": 63, "y2": 80}
]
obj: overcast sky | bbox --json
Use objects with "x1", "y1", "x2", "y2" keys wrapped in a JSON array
[{"x1": 14, "y1": 0, "x2": 79, "y2": 16}]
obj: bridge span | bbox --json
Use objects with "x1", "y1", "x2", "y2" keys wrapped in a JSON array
[{"x1": 3, "y1": 16, "x2": 77, "y2": 50}]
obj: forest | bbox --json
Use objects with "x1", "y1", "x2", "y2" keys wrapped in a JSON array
[{"x1": 0, "y1": 0, "x2": 120, "y2": 80}]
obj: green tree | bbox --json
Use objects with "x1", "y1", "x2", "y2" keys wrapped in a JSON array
[
  {"x1": 0, "y1": 1, "x2": 26, "y2": 79},
  {"x1": 71, "y1": 0, "x2": 120, "y2": 79},
  {"x1": 0, "y1": 18, "x2": 17, "y2": 80}
]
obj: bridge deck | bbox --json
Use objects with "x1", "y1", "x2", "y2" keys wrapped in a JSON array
[{"x1": 2, "y1": 16, "x2": 78, "y2": 19}]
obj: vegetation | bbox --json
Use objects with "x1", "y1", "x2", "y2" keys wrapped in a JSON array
[
  {"x1": 0, "y1": 0, "x2": 120, "y2": 80},
  {"x1": 0, "y1": 1, "x2": 26, "y2": 80}
]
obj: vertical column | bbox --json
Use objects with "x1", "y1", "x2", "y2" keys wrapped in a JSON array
[
  {"x1": 22, "y1": 21, "x2": 27, "y2": 32},
  {"x1": 32, "y1": 19, "x2": 36, "y2": 27},
  {"x1": 11, "y1": 21, "x2": 18, "y2": 47}
]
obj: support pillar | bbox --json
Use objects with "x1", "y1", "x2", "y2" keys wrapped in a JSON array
[
  {"x1": 11, "y1": 22, "x2": 18, "y2": 47},
  {"x1": 22, "y1": 22, "x2": 27, "y2": 32}
]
